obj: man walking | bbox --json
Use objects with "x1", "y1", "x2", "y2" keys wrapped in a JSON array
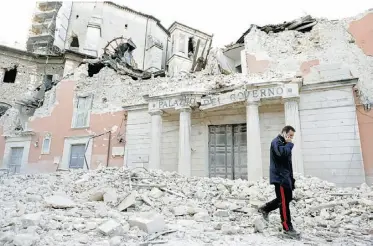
[{"x1": 258, "y1": 125, "x2": 299, "y2": 237}]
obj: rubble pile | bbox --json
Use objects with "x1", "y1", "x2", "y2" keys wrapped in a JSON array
[
  {"x1": 74, "y1": 65, "x2": 296, "y2": 113},
  {"x1": 0, "y1": 167, "x2": 372, "y2": 246}
]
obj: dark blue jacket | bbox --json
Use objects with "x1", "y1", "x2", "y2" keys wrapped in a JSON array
[{"x1": 269, "y1": 134, "x2": 295, "y2": 189}]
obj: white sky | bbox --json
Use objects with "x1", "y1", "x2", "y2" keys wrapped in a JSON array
[{"x1": 0, "y1": 0, "x2": 371, "y2": 49}]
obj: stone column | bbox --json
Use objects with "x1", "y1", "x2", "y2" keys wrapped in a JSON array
[
  {"x1": 284, "y1": 97, "x2": 304, "y2": 174},
  {"x1": 149, "y1": 110, "x2": 163, "y2": 170},
  {"x1": 246, "y1": 100, "x2": 263, "y2": 181},
  {"x1": 178, "y1": 107, "x2": 192, "y2": 177}
]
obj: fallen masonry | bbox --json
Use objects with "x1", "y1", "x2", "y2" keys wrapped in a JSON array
[{"x1": 0, "y1": 167, "x2": 372, "y2": 246}]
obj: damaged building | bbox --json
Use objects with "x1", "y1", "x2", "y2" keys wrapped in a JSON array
[
  {"x1": 121, "y1": 10, "x2": 373, "y2": 187},
  {"x1": 0, "y1": 2, "x2": 372, "y2": 189},
  {"x1": 0, "y1": 1, "x2": 214, "y2": 173}
]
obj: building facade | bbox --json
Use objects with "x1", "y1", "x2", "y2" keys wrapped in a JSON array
[
  {"x1": 124, "y1": 75, "x2": 363, "y2": 187},
  {"x1": 26, "y1": 1, "x2": 214, "y2": 74}
]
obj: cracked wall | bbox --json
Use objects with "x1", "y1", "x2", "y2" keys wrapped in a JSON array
[
  {"x1": 0, "y1": 47, "x2": 64, "y2": 108},
  {"x1": 65, "y1": 2, "x2": 169, "y2": 71},
  {"x1": 0, "y1": 77, "x2": 126, "y2": 173}
]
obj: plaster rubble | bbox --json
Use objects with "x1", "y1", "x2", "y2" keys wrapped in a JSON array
[
  {"x1": 0, "y1": 167, "x2": 371, "y2": 245},
  {"x1": 244, "y1": 10, "x2": 373, "y2": 102}
]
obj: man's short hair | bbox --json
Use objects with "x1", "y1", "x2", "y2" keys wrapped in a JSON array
[{"x1": 282, "y1": 125, "x2": 296, "y2": 133}]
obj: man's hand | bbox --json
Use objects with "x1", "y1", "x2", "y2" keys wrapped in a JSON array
[{"x1": 285, "y1": 135, "x2": 292, "y2": 143}]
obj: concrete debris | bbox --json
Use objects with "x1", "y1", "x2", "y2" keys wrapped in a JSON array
[
  {"x1": 21, "y1": 213, "x2": 42, "y2": 228},
  {"x1": 0, "y1": 168, "x2": 372, "y2": 245},
  {"x1": 98, "y1": 219, "x2": 126, "y2": 237},
  {"x1": 253, "y1": 216, "x2": 266, "y2": 233},
  {"x1": 213, "y1": 209, "x2": 230, "y2": 217},
  {"x1": 103, "y1": 188, "x2": 118, "y2": 204},
  {"x1": 140, "y1": 194, "x2": 154, "y2": 207},
  {"x1": 71, "y1": 66, "x2": 260, "y2": 112},
  {"x1": 90, "y1": 191, "x2": 105, "y2": 202},
  {"x1": 12, "y1": 233, "x2": 40, "y2": 246},
  {"x1": 172, "y1": 206, "x2": 189, "y2": 216},
  {"x1": 117, "y1": 190, "x2": 137, "y2": 212},
  {"x1": 128, "y1": 212, "x2": 166, "y2": 234},
  {"x1": 109, "y1": 236, "x2": 122, "y2": 246},
  {"x1": 44, "y1": 195, "x2": 76, "y2": 209},
  {"x1": 148, "y1": 187, "x2": 163, "y2": 199}
]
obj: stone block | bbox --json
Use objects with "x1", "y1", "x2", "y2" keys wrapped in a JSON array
[
  {"x1": 148, "y1": 187, "x2": 163, "y2": 198},
  {"x1": 117, "y1": 191, "x2": 137, "y2": 212},
  {"x1": 140, "y1": 194, "x2": 153, "y2": 207},
  {"x1": 103, "y1": 188, "x2": 118, "y2": 203},
  {"x1": 109, "y1": 236, "x2": 122, "y2": 246},
  {"x1": 214, "y1": 209, "x2": 229, "y2": 217},
  {"x1": 21, "y1": 213, "x2": 42, "y2": 228},
  {"x1": 128, "y1": 212, "x2": 165, "y2": 234},
  {"x1": 172, "y1": 206, "x2": 189, "y2": 216},
  {"x1": 221, "y1": 224, "x2": 240, "y2": 235},
  {"x1": 44, "y1": 195, "x2": 75, "y2": 209},
  {"x1": 12, "y1": 233, "x2": 40, "y2": 246},
  {"x1": 90, "y1": 191, "x2": 104, "y2": 202},
  {"x1": 254, "y1": 217, "x2": 266, "y2": 232},
  {"x1": 193, "y1": 212, "x2": 210, "y2": 222},
  {"x1": 98, "y1": 219, "x2": 124, "y2": 237}
]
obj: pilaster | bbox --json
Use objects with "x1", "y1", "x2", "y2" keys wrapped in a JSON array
[
  {"x1": 178, "y1": 107, "x2": 192, "y2": 177},
  {"x1": 246, "y1": 100, "x2": 263, "y2": 181},
  {"x1": 149, "y1": 110, "x2": 163, "y2": 170},
  {"x1": 284, "y1": 97, "x2": 304, "y2": 174}
]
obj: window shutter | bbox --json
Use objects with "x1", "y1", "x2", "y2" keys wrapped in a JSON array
[
  {"x1": 73, "y1": 96, "x2": 92, "y2": 128},
  {"x1": 42, "y1": 137, "x2": 51, "y2": 154},
  {"x1": 75, "y1": 111, "x2": 88, "y2": 128}
]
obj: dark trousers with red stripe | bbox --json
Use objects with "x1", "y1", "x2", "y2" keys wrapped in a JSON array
[{"x1": 262, "y1": 183, "x2": 293, "y2": 231}]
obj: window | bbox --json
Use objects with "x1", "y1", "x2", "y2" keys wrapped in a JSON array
[
  {"x1": 178, "y1": 33, "x2": 186, "y2": 53},
  {"x1": 3, "y1": 67, "x2": 17, "y2": 83},
  {"x1": 70, "y1": 36, "x2": 79, "y2": 48},
  {"x1": 188, "y1": 37, "x2": 195, "y2": 54},
  {"x1": 208, "y1": 124, "x2": 247, "y2": 180},
  {"x1": 72, "y1": 96, "x2": 92, "y2": 128},
  {"x1": 84, "y1": 26, "x2": 101, "y2": 56},
  {"x1": 41, "y1": 135, "x2": 51, "y2": 154}
]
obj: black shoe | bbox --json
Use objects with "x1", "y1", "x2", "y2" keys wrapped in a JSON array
[
  {"x1": 284, "y1": 228, "x2": 300, "y2": 238},
  {"x1": 258, "y1": 206, "x2": 269, "y2": 221}
]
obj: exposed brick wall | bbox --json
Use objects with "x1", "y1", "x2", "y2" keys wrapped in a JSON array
[{"x1": 246, "y1": 54, "x2": 270, "y2": 73}]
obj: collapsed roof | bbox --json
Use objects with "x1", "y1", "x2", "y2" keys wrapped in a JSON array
[
  {"x1": 237, "y1": 15, "x2": 317, "y2": 43},
  {"x1": 87, "y1": 36, "x2": 165, "y2": 80}
]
